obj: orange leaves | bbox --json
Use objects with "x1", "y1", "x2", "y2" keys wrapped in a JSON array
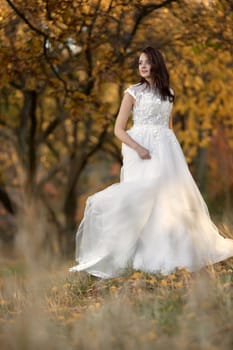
[
  {"x1": 168, "y1": 1, "x2": 233, "y2": 177},
  {"x1": 160, "y1": 279, "x2": 168, "y2": 287},
  {"x1": 194, "y1": 76, "x2": 204, "y2": 90},
  {"x1": 131, "y1": 271, "x2": 143, "y2": 279}
]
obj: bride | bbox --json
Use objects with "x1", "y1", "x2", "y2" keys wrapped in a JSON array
[{"x1": 69, "y1": 46, "x2": 233, "y2": 278}]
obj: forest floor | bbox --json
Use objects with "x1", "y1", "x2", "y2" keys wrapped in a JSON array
[
  {"x1": 0, "y1": 212, "x2": 232, "y2": 349},
  {"x1": 0, "y1": 255, "x2": 232, "y2": 350}
]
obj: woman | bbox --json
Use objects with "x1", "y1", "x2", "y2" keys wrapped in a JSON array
[{"x1": 69, "y1": 47, "x2": 233, "y2": 278}]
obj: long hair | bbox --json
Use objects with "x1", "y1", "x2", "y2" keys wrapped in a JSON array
[{"x1": 139, "y1": 47, "x2": 174, "y2": 102}]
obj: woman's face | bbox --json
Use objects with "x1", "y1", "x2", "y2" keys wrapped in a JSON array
[{"x1": 138, "y1": 53, "x2": 152, "y2": 79}]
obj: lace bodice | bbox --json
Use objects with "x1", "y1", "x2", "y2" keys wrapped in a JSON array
[{"x1": 124, "y1": 83, "x2": 173, "y2": 127}]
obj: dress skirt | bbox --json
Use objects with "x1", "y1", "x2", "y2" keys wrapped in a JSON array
[{"x1": 69, "y1": 125, "x2": 233, "y2": 278}]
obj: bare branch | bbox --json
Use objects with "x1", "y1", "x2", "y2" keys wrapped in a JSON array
[
  {"x1": 5, "y1": 0, "x2": 69, "y2": 93},
  {"x1": 37, "y1": 156, "x2": 70, "y2": 189},
  {"x1": 0, "y1": 186, "x2": 15, "y2": 214},
  {"x1": 42, "y1": 38, "x2": 69, "y2": 93},
  {"x1": 5, "y1": 0, "x2": 47, "y2": 37},
  {"x1": 129, "y1": 0, "x2": 178, "y2": 46},
  {"x1": 37, "y1": 113, "x2": 66, "y2": 144}
]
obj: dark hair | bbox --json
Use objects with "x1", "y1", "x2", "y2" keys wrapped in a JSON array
[{"x1": 139, "y1": 47, "x2": 174, "y2": 102}]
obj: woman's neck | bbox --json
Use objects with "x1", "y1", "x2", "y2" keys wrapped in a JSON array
[
  {"x1": 140, "y1": 76, "x2": 155, "y2": 88},
  {"x1": 145, "y1": 77, "x2": 154, "y2": 87}
]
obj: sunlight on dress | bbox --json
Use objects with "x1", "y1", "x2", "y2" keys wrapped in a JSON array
[{"x1": 69, "y1": 83, "x2": 233, "y2": 278}]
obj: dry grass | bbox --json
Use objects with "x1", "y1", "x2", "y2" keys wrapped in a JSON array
[
  {"x1": 0, "y1": 200, "x2": 232, "y2": 349},
  {"x1": 0, "y1": 259, "x2": 232, "y2": 350}
]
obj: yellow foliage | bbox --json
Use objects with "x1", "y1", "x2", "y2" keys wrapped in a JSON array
[
  {"x1": 160, "y1": 279, "x2": 168, "y2": 287},
  {"x1": 131, "y1": 272, "x2": 143, "y2": 279},
  {"x1": 174, "y1": 281, "x2": 184, "y2": 289}
]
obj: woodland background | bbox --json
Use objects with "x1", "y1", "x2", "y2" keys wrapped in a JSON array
[
  {"x1": 0, "y1": 2, "x2": 233, "y2": 349},
  {"x1": 0, "y1": 0, "x2": 233, "y2": 256}
]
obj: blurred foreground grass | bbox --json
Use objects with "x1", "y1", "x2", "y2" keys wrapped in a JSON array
[
  {"x1": 0, "y1": 204, "x2": 233, "y2": 350},
  {"x1": 0, "y1": 257, "x2": 232, "y2": 350}
]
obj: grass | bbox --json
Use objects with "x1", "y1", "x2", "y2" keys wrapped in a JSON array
[
  {"x1": 0, "y1": 201, "x2": 232, "y2": 349},
  {"x1": 0, "y1": 258, "x2": 232, "y2": 350}
]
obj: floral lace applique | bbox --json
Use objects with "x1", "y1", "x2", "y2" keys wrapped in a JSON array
[{"x1": 124, "y1": 83, "x2": 173, "y2": 128}]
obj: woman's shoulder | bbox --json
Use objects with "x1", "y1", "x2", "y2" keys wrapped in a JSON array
[
  {"x1": 169, "y1": 87, "x2": 174, "y2": 94},
  {"x1": 124, "y1": 82, "x2": 142, "y2": 98},
  {"x1": 124, "y1": 83, "x2": 175, "y2": 100}
]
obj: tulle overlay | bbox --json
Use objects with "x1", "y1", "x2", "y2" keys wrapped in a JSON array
[
  {"x1": 69, "y1": 83, "x2": 233, "y2": 278},
  {"x1": 69, "y1": 124, "x2": 233, "y2": 278}
]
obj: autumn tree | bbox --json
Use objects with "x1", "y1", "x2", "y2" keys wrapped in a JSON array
[
  {"x1": 0, "y1": 0, "x2": 232, "y2": 254},
  {"x1": 0, "y1": 0, "x2": 178, "y2": 252}
]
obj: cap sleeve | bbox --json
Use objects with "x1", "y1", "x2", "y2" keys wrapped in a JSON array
[{"x1": 124, "y1": 85, "x2": 136, "y2": 99}]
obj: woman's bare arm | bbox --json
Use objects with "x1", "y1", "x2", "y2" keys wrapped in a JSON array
[
  {"x1": 168, "y1": 113, "x2": 173, "y2": 129},
  {"x1": 114, "y1": 93, "x2": 151, "y2": 159}
]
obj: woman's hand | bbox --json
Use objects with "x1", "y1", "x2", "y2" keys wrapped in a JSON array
[{"x1": 135, "y1": 145, "x2": 151, "y2": 160}]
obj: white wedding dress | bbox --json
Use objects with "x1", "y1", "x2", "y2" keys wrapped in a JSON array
[{"x1": 69, "y1": 83, "x2": 233, "y2": 278}]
